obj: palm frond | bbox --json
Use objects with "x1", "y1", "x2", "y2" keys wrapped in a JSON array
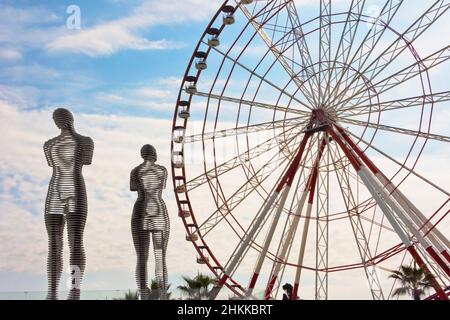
[
  {"x1": 390, "y1": 263, "x2": 435, "y2": 300},
  {"x1": 392, "y1": 287, "x2": 410, "y2": 297}
]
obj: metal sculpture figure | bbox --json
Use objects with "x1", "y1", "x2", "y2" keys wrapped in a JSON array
[
  {"x1": 131, "y1": 145, "x2": 170, "y2": 300},
  {"x1": 44, "y1": 108, "x2": 94, "y2": 300}
]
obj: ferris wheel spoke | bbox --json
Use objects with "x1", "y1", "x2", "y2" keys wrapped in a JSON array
[
  {"x1": 313, "y1": 144, "x2": 331, "y2": 300},
  {"x1": 363, "y1": 0, "x2": 449, "y2": 80},
  {"x1": 326, "y1": 0, "x2": 366, "y2": 102},
  {"x1": 345, "y1": 130, "x2": 450, "y2": 197},
  {"x1": 209, "y1": 45, "x2": 312, "y2": 111},
  {"x1": 338, "y1": 90, "x2": 450, "y2": 117},
  {"x1": 199, "y1": 151, "x2": 288, "y2": 238},
  {"x1": 330, "y1": 0, "x2": 449, "y2": 109},
  {"x1": 324, "y1": 0, "x2": 404, "y2": 107},
  {"x1": 229, "y1": 136, "x2": 319, "y2": 267},
  {"x1": 318, "y1": 0, "x2": 332, "y2": 105},
  {"x1": 185, "y1": 117, "x2": 306, "y2": 143},
  {"x1": 339, "y1": 118, "x2": 450, "y2": 143},
  {"x1": 185, "y1": 124, "x2": 301, "y2": 192},
  {"x1": 198, "y1": 131, "x2": 309, "y2": 237},
  {"x1": 284, "y1": 1, "x2": 322, "y2": 106},
  {"x1": 334, "y1": 45, "x2": 450, "y2": 111},
  {"x1": 190, "y1": 91, "x2": 309, "y2": 117},
  {"x1": 239, "y1": 2, "x2": 320, "y2": 107}
]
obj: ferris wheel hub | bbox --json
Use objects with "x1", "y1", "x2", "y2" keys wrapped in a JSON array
[{"x1": 304, "y1": 108, "x2": 332, "y2": 134}]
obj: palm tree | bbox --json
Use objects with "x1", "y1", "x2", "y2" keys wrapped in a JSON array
[
  {"x1": 148, "y1": 279, "x2": 172, "y2": 300},
  {"x1": 389, "y1": 264, "x2": 435, "y2": 300},
  {"x1": 177, "y1": 273, "x2": 217, "y2": 300},
  {"x1": 113, "y1": 290, "x2": 139, "y2": 300}
]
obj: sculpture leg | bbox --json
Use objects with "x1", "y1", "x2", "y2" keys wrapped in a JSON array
[
  {"x1": 152, "y1": 230, "x2": 168, "y2": 300},
  {"x1": 132, "y1": 220, "x2": 150, "y2": 300},
  {"x1": 163, "y1": 229, "x2": 169, "y2": 299},
  {"x1": 66, "y1": 212, "x2": 86, "y2": 300},
  {"x1": 45, "y1": 214, "x2": 65, "y2": 300}
]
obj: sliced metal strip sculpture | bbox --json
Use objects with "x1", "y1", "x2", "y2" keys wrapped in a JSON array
[
  {"x1": 131, "y1": 145, "x2": 170, "y2": 300},
  {"x1": 44, "y1": 108, "x2": 93, "y2": 300}
]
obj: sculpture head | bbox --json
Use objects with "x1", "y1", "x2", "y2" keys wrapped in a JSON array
[
  {"x1": 53, "y1": 108, "x2": 74, "y2": 130},
  {"x1": 141, "y1": 144, "x2": 157, "y2": 162}
]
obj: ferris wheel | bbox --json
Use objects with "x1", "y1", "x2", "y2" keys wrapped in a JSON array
[{"x1": 171, "y1": 0, "x2": 450, "y2": 300}]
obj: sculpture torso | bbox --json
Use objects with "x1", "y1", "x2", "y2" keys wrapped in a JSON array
[
  {"x1": 131, "y1": 161, "x2": 168, "y2": 231},
  {"x1": 131, "y1": 156, "x2": 170, "y2": 300},
  {"x1": 44, "y1": 131, "x2": 94, "y2": 215}
]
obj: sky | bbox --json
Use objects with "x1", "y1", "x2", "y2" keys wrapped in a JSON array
[{"x1": 0, "y1": 0, "x2": 449, "y2": 300}]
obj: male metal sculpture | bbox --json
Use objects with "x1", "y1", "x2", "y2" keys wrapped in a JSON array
[
  {"x1": 44, "y1": 108, "x2": 94, "y2": 300},
  {"x1": 131, "y1": 145, "x2": 170, "y2": 300}
]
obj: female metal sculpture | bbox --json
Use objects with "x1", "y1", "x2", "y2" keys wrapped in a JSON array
[
  {"x1": 131, "y1": 145, "x2": 170, "y2": 300},
  {"x1": 44, "y1": 108, "x2": 94, "y2": 300}
]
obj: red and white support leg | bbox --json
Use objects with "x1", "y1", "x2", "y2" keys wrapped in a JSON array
[
  {"x1": 292, "y1": 182, "x2": 317, "y2": 300},
  {"x1": 336, "y1": 126, "x2": 450, "y2": 275},
  {"x1": 264, "y1": 138, "x2": 327, "y2": 300},
  {"x1": 246, "y1": 185, "x2": 291, "y2": 297},
  {"x1": 209, "y1": 133, "x2": 311, "y2": 300},
  {"x1": 246, "y1": 133, "x2": 313, "y2": 297},
  {"x1": 292, "y1": 146, "x2": 324, "y2": 300},
  {"x1": 327, "y1": 125, "x2": 449, "y2": 300}
]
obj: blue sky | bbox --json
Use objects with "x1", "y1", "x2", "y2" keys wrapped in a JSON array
[
  {"x1": 0, "y1": 0, "x2": 221, "y2": 117},
  {"x1": 0, "y1": 0, "x2": 449, "y2": 300}
]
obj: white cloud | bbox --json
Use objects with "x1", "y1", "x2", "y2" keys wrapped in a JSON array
[
  {"x1": 0, "y1": 5, "x2": 63, "y2": 50},
  {"x1": 46, "y1": 0, "x2": 222, "y2": 57},
  {"x1": 0, "y1": 48, "x2": 22, "y2": 61},
  {"x1": 94, "y1": 76, "x2": 181, "y2": 112},
  {"x1": 47, "y1": 28, "x2": 184, "y2": 57},
  {"x1": 0, "y1": 64, "x2": 61, "y2": 84},
  {"x1": 0, "y1": 85, "x2": 42, "y2": 108}
]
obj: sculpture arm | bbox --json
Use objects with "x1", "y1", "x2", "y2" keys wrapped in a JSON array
[
  {"x1": 82, "y1": 137, "x2": 94, "y2": 165},
  {"x1": 130, "y1": 168, "x2": 138, "y2": 191},
  {"x1": 162, "y1": 166, "x2": 168, "y2": 189},
  {"x1": 43, "y1": 141, "x2": 53, "y2": 167}
]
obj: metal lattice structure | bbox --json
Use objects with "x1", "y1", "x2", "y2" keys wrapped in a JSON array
[
  {"x1": 171, "y1": 0, "x2": 450, "y2": 300},
  {"x1": 44, "y1": 108, "x2": 94, "y2": 300},
  {"x1": 131, "y1": 145, "x2": 170, "y2": 300}
]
